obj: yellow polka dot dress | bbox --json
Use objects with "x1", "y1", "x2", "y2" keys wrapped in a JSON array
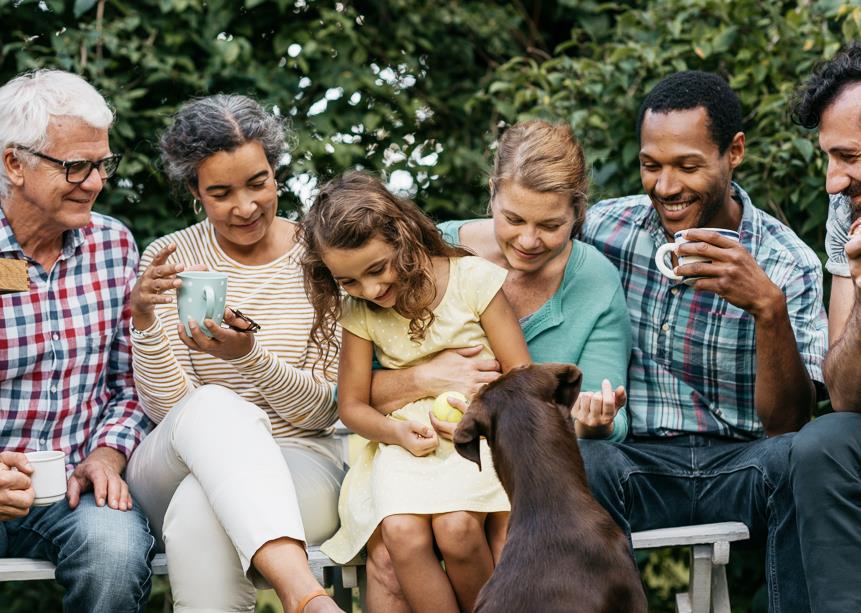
[{"x1": 320, "y1": 257, "x2": 511, "y2": 563}]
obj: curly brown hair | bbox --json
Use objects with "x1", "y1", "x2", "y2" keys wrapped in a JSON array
[{"x1": 300, "y1": 171, "x2": 470, "y2": 370}]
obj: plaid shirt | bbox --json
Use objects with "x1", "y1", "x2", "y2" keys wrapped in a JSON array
[
  {"x1": 0, "y1": 207, "x2": 149, "y2": 468},
  {"x1": 583, "y1": 184, "x2": 828, "y2": 440}
]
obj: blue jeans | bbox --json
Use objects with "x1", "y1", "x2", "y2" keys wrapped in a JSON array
[
  {"x1": 0, "y1": 493, "x2": 155, "y2": 612},
  {"x1": 580, "y1": 434, "x2": 809, "y2": 613},
  {"x1": 790, "y1": 412, "x2": 861, "y2": 613}
]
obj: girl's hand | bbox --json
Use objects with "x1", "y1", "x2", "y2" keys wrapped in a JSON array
[
  {"x1": 177, "y1": 310, "x2": 255, "y2": 361},
  {"x1": 395, "y1": 419, "x2": 439, "y2": 457},
  {"x1": 572, "y1": 379, "x2": 627, "y2": 439},
  {"x1": 428, "y1": 395, "x2": 469, "y2": 441},
  {"x1": 130, "y1": 243, "x2": 206, "y2": 329}
]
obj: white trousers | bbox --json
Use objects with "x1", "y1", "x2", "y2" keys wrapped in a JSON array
[{"x1": 127, "y1": 385, "x2": 344, "y2": 612}]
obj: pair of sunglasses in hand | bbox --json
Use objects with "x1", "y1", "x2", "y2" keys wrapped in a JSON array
[{"x1": 225, "y1": 308, "x2": 261, "y2": 333}]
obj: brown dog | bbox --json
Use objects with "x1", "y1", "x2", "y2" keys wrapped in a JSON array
[{"x1": 454, "y1": 363, "x2": 647, "y2": 613}]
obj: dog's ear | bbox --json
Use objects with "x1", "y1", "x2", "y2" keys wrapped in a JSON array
[
  {"x1": 543, "y1": 362, "x2": 583, "y2": 408},
  {"x1": 453, "y1": 401, "x2": 491, "y2": 470}
]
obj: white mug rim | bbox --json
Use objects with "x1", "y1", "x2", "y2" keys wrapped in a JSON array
[
  {"x1": 673, "y1": 228, "x2": 740, "y2": 239},
  {"x1": 177, "y1": 271, "x2": 228, "y2": 280},
  {"x1": 25, "y1": 450, "x2": 65, "y2": 463}
]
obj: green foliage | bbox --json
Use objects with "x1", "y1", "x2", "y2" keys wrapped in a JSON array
[
  {"x1": 481, "y1": 0, "x2": 860, "y2": 263},
  {"x1": 0, "y1": 1, "x2": 854, "y2": 611},
  {"x1": 1, "y1": 0, "x2": 529, "y2": 248}
]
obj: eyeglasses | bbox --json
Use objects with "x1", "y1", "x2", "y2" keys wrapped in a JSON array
[
  {"x1": 226, "y1": 308, "x2": 261, "y2": 333},
  {"x1": 15, "y1": 147, "x2": 122, "y2": 184}
]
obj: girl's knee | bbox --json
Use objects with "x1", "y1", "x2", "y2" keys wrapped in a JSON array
[
  {"x1": 381, "y1": 515, "x2": 432, "y2": 554},
  {"x1": 432, "y1": 512, "x2": 486, "y2": 558}
]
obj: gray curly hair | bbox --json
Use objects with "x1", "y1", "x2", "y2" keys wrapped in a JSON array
[{"x1": 159, "y1": 94, "x2": 286, "y2": 191}]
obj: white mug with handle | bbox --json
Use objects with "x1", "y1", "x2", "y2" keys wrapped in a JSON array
[{"x1": 655, "y1": 228, "x2": 740, "y2": 285}]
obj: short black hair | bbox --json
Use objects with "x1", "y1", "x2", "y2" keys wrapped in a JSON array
[
  {"x1": 637, "y1": 71, "x2": 743, "y2": 154},
  {"x1": 791, "y1": 42, "x2": 861, "y2": 129}
]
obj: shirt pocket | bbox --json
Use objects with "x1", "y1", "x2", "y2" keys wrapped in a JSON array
[
  {"x1": 73, "y1": 334, "x2": 112, "y2": 402},
  {"x1": 682, "y1": 307, "x2": 755, "y2": 391}
]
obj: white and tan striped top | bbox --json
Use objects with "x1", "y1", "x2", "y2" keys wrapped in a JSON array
[{"x1": 131, "y1": 218, "x2": 338, "y2": 443}]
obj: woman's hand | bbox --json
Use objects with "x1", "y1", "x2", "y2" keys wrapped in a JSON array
[
  {"x1": 394, "y1": 419, "x2": 439, "y2": 457},
  {"x1": 130, "y1": 243, "x2": 206, "y2": 330},
  {"x1": 177, "y1": 308, "x2": 255, "y2": 361},
  {"x1": 428, "y1": 395, "x2": 469, "y2": 441},
  {"x1": 572, "y1": 379, "x2": 627, "y2": 439},
  {"x1": 417, "y1": 346, "x2": 501, "y2": 398}
]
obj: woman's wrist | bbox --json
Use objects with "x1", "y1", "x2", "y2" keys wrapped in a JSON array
[{"x1": 131, "y1": 310, "x2": 157, "y2": 332}]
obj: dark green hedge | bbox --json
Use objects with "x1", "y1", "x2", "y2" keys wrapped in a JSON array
[{"x1": 1, "y1": 1, "x2": 855, "y2": 611}]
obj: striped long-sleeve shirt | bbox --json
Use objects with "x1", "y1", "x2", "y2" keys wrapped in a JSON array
[{"x1": 131, "y1": 219, "x2": 338, "y2": 441}]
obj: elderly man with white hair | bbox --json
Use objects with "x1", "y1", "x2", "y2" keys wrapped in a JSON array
[{"x1": 0, "y1": 69, "x2": 154, "y2": 612}]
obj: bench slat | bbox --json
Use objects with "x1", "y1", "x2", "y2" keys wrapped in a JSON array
[
  {"x1": 631, "y1": 522, "x2": 749, "y2": 550},
  {"x1": 0, "y1": 524, "x2": 747, "y2": 583}
]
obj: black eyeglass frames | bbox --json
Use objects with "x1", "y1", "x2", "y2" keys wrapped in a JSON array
[{"x1": 14, "y1": 146, "x2": 122, "y2": 185}]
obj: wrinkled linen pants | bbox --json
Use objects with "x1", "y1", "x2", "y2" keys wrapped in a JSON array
[{"x1": 127, "y1": 384, "x2": 345, "y2": 612}]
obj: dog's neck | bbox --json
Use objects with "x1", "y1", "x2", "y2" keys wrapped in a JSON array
[{"x1": 491, "y1": 404, "x2": 592, "y2": 515}]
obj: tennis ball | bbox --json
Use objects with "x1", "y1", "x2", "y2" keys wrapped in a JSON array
[{"x1": 432, "y1": 391, "x2": 468, "y2": 423}]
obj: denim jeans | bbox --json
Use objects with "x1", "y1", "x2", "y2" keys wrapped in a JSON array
[
  {"x1": 0, "y1": 492, "x2": 155, "y2": 612},
  {"x1": 579, "y1": 434, "x2": 809, "y2": 613},
  {"x1": 790, "y1": 412, "x2": 861, "y2": 613}
]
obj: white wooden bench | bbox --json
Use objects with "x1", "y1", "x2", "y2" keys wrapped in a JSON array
[
  {"x1": 0, "y1": 521, "x2": 746, "y2": 612},
  {"x1": 0, "y1": 546, "x2": 365, "y2": 611},
  {"x1": 632, "y1": 521, "x2": 750, "y2": 613}
]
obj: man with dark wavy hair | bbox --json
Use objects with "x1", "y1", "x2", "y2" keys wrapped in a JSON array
[{"x1": 789, "y1": 42, "x2": 861, "y2": 613}]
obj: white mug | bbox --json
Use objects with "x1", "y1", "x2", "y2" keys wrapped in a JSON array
[
  {"x1": 655, "y1": 228, "x2": 740, "y2": 284},
  {"x1": 25, "y1": 450, "x2": 67, "y2": 506}
]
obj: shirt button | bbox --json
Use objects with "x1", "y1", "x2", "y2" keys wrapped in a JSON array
[
  {"x1": 671, "y1": 288, "x2": 679, "y2": 296},
  {"x1": 661, "y1": 323, "x2": 670, "y2": 332},
  {"x1": 50, "y1": 385, "x2": 57, "y2": 394},
  {"x1": 52, "y1": 332, "x2": 60, "y2": 341}
]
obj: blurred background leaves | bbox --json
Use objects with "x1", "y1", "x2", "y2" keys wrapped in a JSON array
[{"x1": 1, "y1": 0, "x2": 856, "y2": 610}]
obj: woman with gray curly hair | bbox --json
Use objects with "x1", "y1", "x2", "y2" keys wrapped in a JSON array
[{"x1": 125, "y1": 94, "x2": 344, "y2": 613}]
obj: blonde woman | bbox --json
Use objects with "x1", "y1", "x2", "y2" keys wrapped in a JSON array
[{"x1": 365, "y1": 120, "x2": 633, "y2": 611}]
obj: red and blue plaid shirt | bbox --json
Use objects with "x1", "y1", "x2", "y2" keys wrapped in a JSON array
[
  {"x1": 583, "y1": 184, "x2": 828, "y2": 440},
  {"x1": 0, "y1": 207, "x2": 150, "y2": 468}
]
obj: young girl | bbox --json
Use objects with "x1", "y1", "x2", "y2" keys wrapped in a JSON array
[{"x1": 301, "y1": 171, "x2": 531, "y2": 613}]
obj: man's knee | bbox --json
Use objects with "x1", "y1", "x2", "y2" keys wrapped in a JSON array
[
  {"x1": 791, "y1": 412, "x2": 861, "y2": 483},
  {"x1": 55, "y1": 495, "x2": 153, "y2": 605}
]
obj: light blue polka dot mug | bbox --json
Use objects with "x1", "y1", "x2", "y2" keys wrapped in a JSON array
[{"x1": 177, "y1": 271, "x2": 228, "y2": 337}]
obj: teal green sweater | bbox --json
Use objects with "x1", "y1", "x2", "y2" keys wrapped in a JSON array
[{"x1": 439, "y1": 220, "x2": 633, "y2": 441}]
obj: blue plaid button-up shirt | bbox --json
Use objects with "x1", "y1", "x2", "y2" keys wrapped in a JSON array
[
  {"x1": 583, "y1": 184, "x2": 827, "y2": 440},
  {"x1": 0, "y1": 207, "x2": 149, "y2": 468}
]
